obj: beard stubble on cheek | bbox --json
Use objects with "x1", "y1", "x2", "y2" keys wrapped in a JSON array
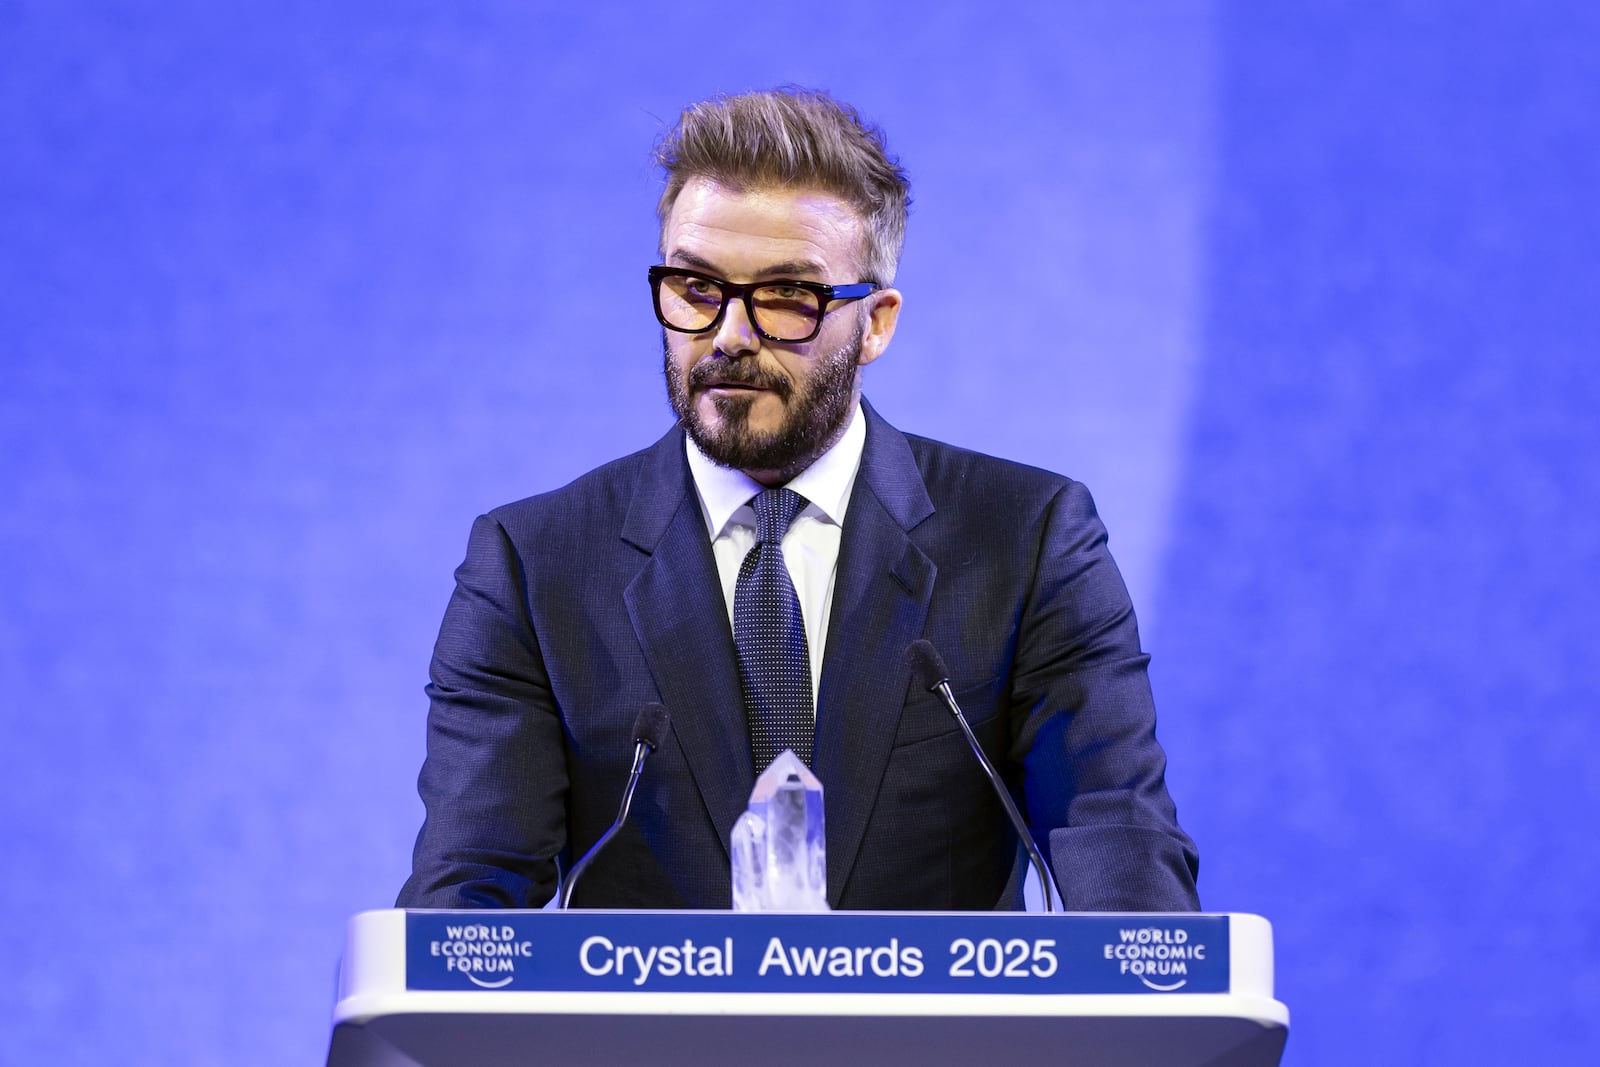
[{"x1": 662, "y1": 324, "x2": 863, "y2": 478}]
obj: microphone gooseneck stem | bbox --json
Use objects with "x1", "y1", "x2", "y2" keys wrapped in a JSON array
[
  {"x1": 933, "y1": 679, "x2": 1060, "y2": 913},
  {"x1": 559, "y1": 740, "x2": 651, "y2": 909}
]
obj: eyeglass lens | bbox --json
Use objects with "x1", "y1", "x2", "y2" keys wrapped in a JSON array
[{"x1": 657, "y1": 275, "x2": 822, "y2": 342}]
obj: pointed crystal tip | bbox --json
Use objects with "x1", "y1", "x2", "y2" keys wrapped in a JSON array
[{"x1": 750, "y1": 749, "x2": 821, "y2": 801}]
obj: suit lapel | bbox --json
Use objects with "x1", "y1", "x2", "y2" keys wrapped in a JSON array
[
  {"x1": 814, "y1": 403, "x2": 937, "y2": 904},
  {"x1": 622, "y1": 430, "x2": 753, "y2": 860}
]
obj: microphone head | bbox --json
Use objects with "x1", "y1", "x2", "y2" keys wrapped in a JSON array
[
  {"x1": 633, "y1": 703, "x2": 671, "y2": 750},
  {"x1": 905, "y1": 639, "x2": 951, "y2": 691}
]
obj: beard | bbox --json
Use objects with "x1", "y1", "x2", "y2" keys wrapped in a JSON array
[{"x1": 663, "y1": 324, "x2": 862, "y2": 480}]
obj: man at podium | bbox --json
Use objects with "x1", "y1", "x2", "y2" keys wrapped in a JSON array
[{"x1": 397, "y1": 88, "x2": 1199, "y2": 913}]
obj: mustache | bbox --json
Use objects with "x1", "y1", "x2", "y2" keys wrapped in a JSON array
[{"x1": 688, "y1": 359, "x2": 794, "y2": 398}]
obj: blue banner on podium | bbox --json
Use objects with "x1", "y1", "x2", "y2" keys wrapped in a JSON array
[{"x1": 405, "y1": 911, "x2": 1229, "y2": 996}]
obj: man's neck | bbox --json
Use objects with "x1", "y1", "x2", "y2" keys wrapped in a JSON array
[{"x1": 685, "y1": 400, "x2": 867, "y2": 538}]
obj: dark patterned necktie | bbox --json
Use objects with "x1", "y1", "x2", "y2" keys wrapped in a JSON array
[{"x1": 734, "y1": 488, "x2": 814, "y2": 773}]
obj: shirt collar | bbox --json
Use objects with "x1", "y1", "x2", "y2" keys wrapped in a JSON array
[{"x1": 686, "y1": 400, "x2": 867, "y2": 538}]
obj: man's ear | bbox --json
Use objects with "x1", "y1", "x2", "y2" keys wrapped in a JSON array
[{"x1": 857, "y1": 288, "x2": 902, "y2": 366}]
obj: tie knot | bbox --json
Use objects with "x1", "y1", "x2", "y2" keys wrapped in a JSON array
[{"x1": 751, "y1": 488, "x2": 808, "y2": 544}]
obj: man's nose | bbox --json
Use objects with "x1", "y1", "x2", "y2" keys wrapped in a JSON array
[{"x1": 712, "y1": 294, "x2": 761, "y2": 358}]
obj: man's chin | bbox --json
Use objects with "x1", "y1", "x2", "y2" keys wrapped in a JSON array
[
  {"x1": 685, "y1": 416, "x2": 796, "y2": 474},
  {"x1": 695, "y1": 398, "x2": 787, "y2": 442}
]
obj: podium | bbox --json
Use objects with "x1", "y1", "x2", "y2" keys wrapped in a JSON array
[{"x1": 329, "y1": 910, "x2": 1288, "y2": 1066}]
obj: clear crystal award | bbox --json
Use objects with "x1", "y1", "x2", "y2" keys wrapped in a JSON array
[{"x1": 730, "y1": 750, "x2": 828, "y2": 911}]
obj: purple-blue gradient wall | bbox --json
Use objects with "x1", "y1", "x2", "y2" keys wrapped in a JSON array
[{"x1": 2, "y1": 3, "x2": 1596, "y2": 1063}]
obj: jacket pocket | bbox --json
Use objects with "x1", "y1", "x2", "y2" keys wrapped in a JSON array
[{"x1": 891, "y1": 673, "x2": 1005, "y2": 748}]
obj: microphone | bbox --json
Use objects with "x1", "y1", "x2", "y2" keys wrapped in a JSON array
[
  {"x1": 905, "y1": 640, "x2": 1061, "y2": 912},
  {"x1": 559, "y1": 703, "x2": 672, "y2": 909}
]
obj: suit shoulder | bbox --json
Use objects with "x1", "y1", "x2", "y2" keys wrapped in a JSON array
[
  {"x1": 481, "y1": 437, "x2": 664, "y2": 536},
  {"x1": 902, "y1": 432, "x2": 1085, "y2": 505}
]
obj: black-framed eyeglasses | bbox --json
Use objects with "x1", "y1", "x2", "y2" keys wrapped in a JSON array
[{"x1": 649, "y1": 266, "x2": 877, "y2": 344}]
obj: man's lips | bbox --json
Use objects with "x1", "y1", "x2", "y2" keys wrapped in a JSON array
[
  {"x1": 687, "y1": 361, "x2": 792, "y2": 398},
  {"x1": 695, "y1": 373, "x2": 781, "y2": 393}
]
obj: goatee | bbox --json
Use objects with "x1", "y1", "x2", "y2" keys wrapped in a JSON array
[{"x1": 664, "y1": 326, "x2": 862, "y2": 480}]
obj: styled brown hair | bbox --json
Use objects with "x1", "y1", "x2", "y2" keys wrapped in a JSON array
[{"x1": 654, "y1": 88, "x2": 911, "y2": 285}]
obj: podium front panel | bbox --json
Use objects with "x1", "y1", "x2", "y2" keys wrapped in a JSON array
[{"x1": 329, "y1": 910, "x2": 1288, "y2": 1067}]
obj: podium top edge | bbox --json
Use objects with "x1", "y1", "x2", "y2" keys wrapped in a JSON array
[{"x1": 361, "y1": 908, "x2": 1272, "y2": 920}]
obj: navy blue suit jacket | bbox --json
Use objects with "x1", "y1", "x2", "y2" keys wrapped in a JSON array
[{"x1": 398, "y1": 403, "x2": 1199, "y2": 911}]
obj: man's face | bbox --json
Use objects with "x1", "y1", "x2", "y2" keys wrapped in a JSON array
[{"x1": 660, "y1": 177, "x2": 901, "y2": 484}]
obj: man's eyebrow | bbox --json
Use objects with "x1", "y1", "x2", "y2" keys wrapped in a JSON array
[
  {"x1": 666, "y1": 250, "x2": 722, "y2": 274},
  {"x1": 758, "y1": 260, "x2": 826, "y2": 279},
  {"x1": 666, "y1": 250, "x2": 825, "y2": 279}
]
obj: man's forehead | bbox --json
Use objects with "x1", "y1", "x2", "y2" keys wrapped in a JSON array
[{"x1": 662, "y1": 177, "x2": 865, "y2": 278}]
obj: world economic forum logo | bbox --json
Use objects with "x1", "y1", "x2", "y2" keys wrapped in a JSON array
[
  {"x1": 1102, "y1": 925, "x2": 1207, "y2": 991},
  {"x1": 427, "y1": 923, "x2": 534, "y2": 988}
]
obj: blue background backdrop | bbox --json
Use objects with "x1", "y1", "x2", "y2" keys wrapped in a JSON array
[{"x1": 3, "y1": 2, "x2": 1596, "y2": 1063}]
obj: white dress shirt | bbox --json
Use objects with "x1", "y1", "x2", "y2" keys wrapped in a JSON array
[{"x1": 684, "y1": 401, "x2": 867, "y2": 715}]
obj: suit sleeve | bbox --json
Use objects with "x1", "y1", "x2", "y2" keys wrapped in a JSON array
[
  {"x1": 1010, "y1": 480, "x2": 1200, "y2": 911},
  {"x1": 396, "y1": 513, "x2": 569, "y2": 908}
]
